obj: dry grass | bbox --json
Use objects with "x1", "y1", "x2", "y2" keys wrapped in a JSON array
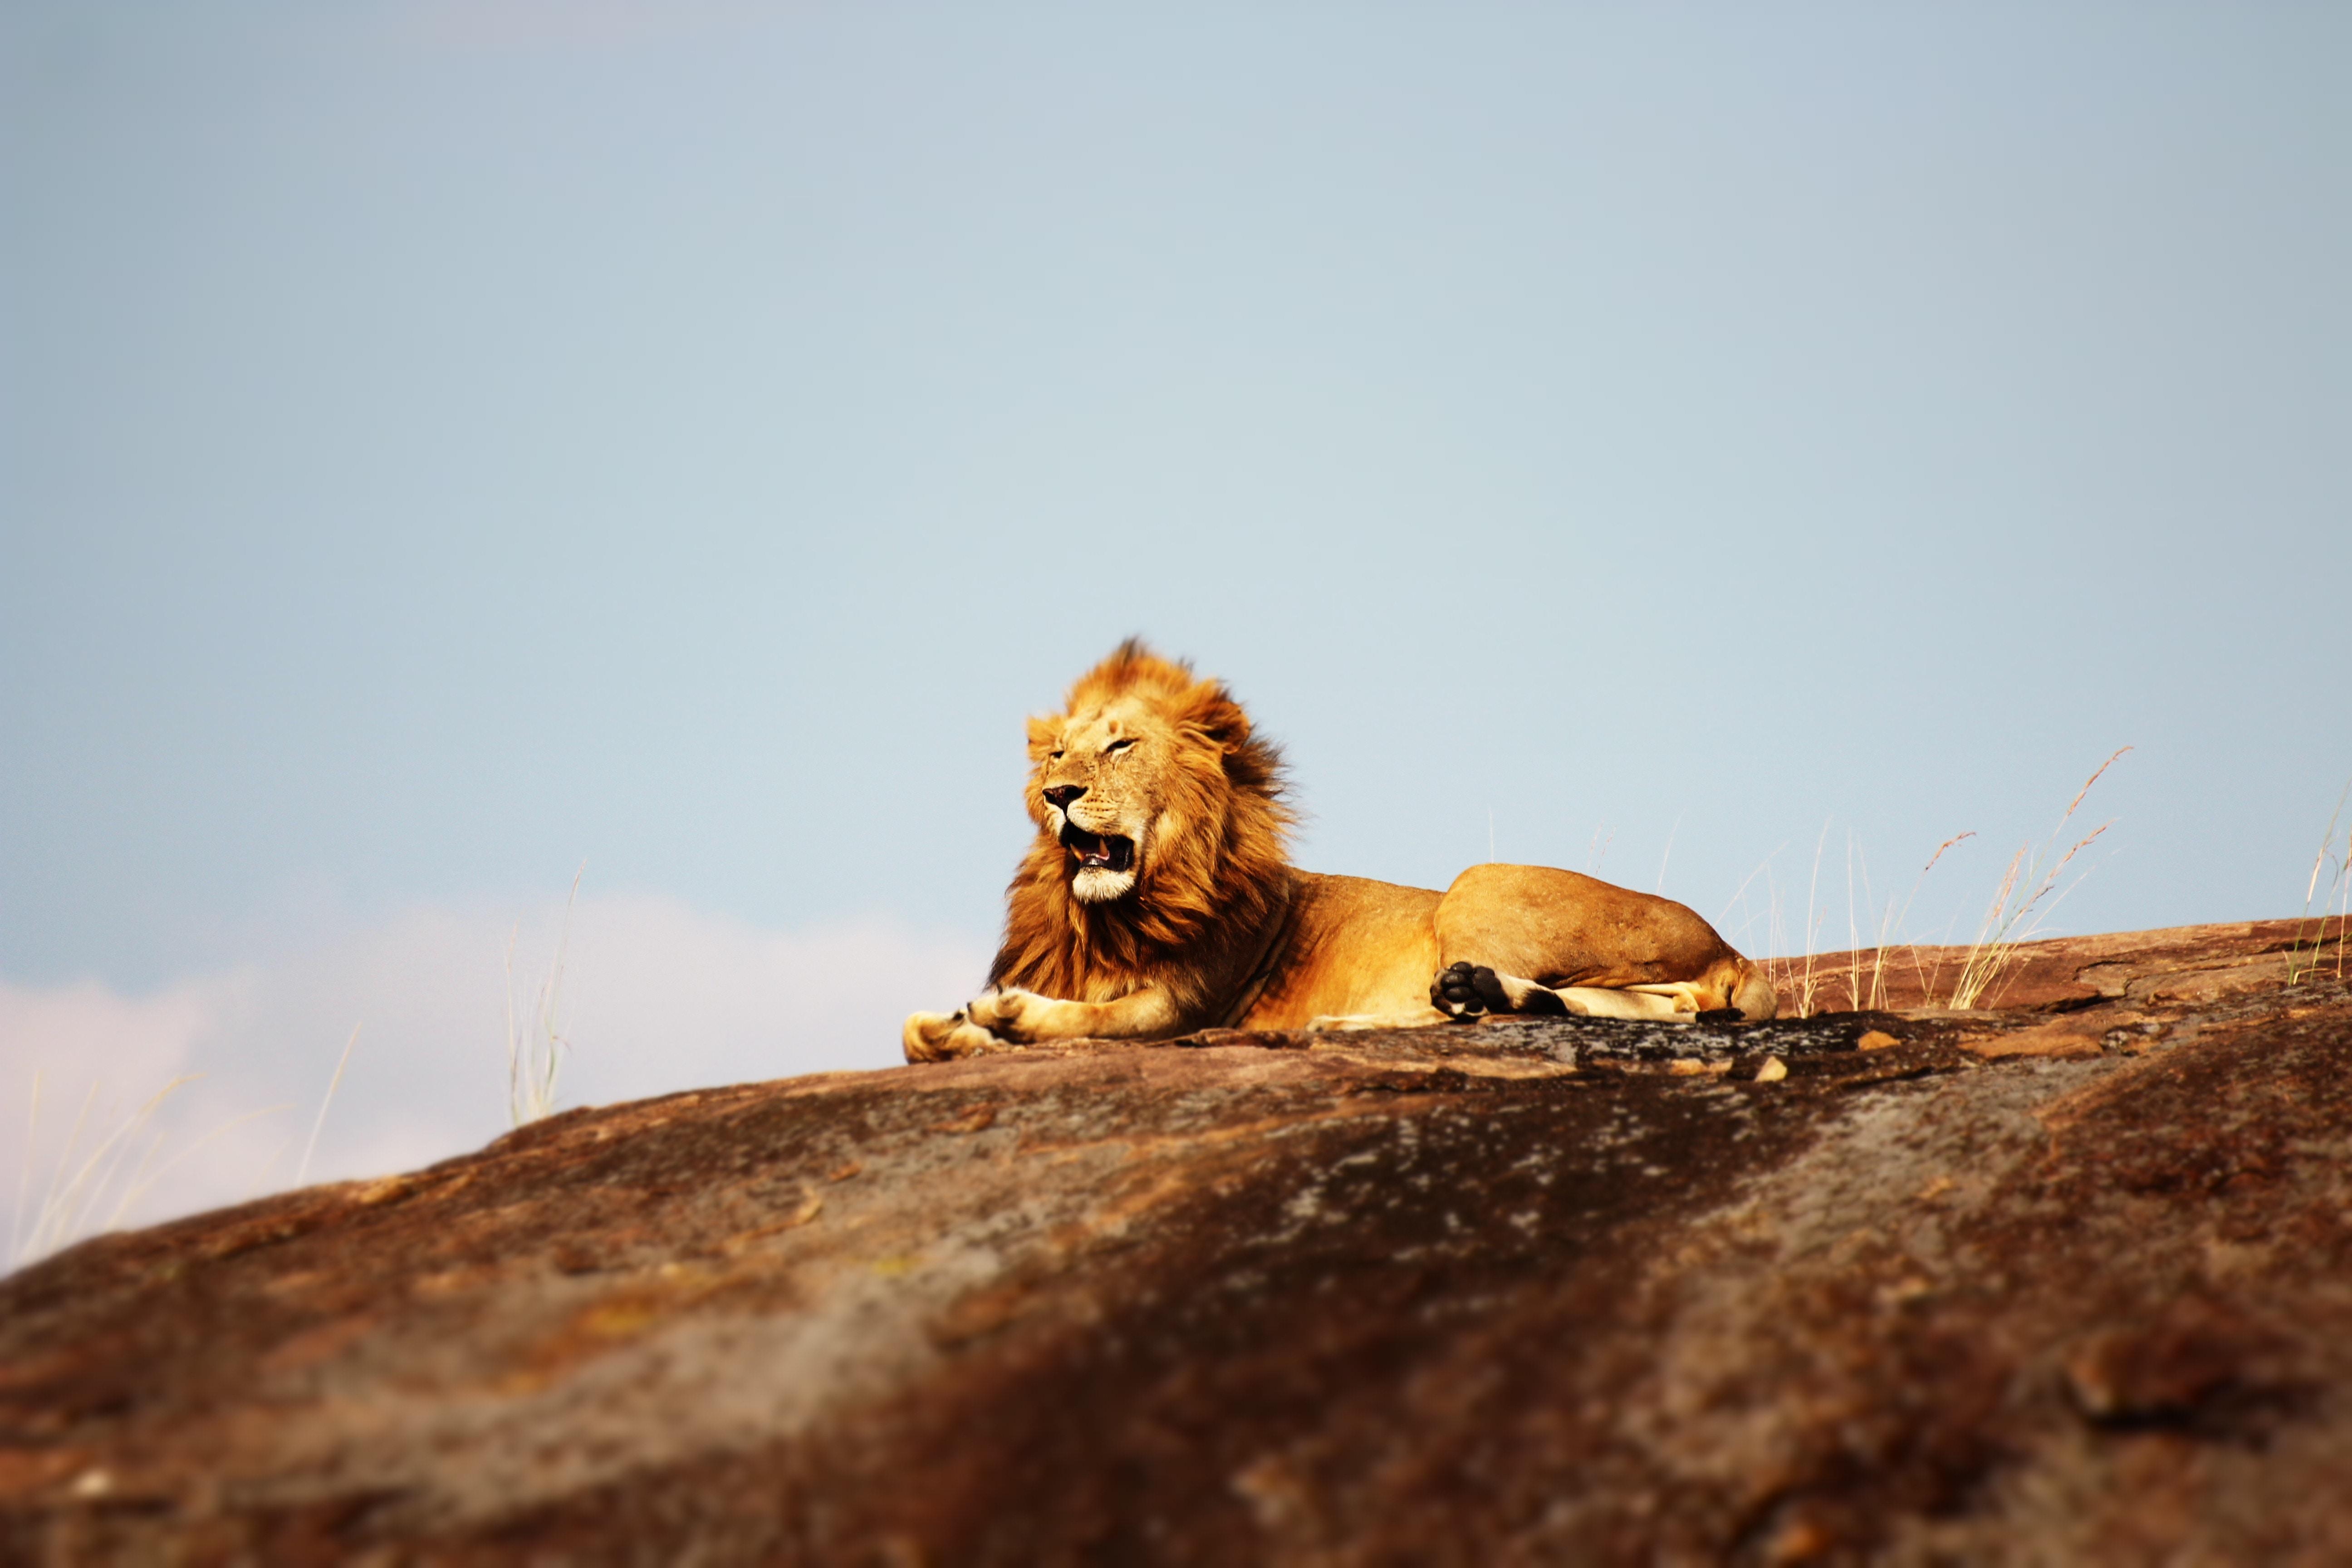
[
  {"x1": 1945, "y1": 749, "x2": 2130, "y2": 1009},
  {"x1": 1738, "y1": 748, "x2": 2132, "y2": 1019},
  {"x1": 507, "y1": 864, "x2": 585, "y2": 1128},
  {"x1": 8, "y1": 1073, "x2": 292, "y2": 1272},
  {"x1": 1837, "y1": 830, "x2": 1978, "y2": 1013},
  {"x1": 294, "y1": 1024, "x2": 362, "y2": 1189},
  {"x1": 2286, "y1": 780, "x2": 2352, "y2": 987},
  {"x1": 1747, "y1": 828, "x2": 1978, "y2": 1018},
  {"x1": 11, "y1": 1072, "x2": 192, "y2": 1269},
  {"x1": 1796, "y1": 820, "x2": 1831, "y2": 1018}
]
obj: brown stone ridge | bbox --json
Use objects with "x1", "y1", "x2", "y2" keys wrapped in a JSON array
[{"x1": 4, "y1": 925, "x2": 2352, "y2": 1565}]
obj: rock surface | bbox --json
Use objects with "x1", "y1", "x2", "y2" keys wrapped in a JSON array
[{"x1": 4, "y1": 919, "x2": 2349, "y2": 1565}]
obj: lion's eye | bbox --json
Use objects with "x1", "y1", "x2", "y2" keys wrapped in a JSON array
[
  {"x1": 1105, "y1": 738, "x2": 1136, "y2": 754},
  {"x1": 1049, "y1": 750, "x2": 1064, "y2": 760}
]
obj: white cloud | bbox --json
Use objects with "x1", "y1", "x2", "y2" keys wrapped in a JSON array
[{"x1": 1, "y1": 897, "x2": 991, "y2": 1266}]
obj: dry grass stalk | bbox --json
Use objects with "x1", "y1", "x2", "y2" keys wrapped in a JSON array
[
  {"x1": 1839, "y1": 835, "x2": 1931, "y2": 1013},
  {"x1": 508, "y1": 864, "x2": 586, "y2": 1128},
  {"x1": 1795, "y1": 820, "x2": 1831, "y2": 1017},
  {"x1": 1894, "y1": 833, "x2": 1977, "y2": 1006},
  {"x1": 12, "y1": 1073, "x2": 188, "y2": 1268},
  {"x1": 2286, "y1": 781, "x2": 2352, "y2": 986},
  {"x1": 1844, "y1": 837, "x2": 1865, "y2": 1012},
  {"x1": 1714, "y1": 846, "x2": 1784, "y2": 944},
  {"x1": 5, "y1": 1072, "x2": 294, "y2": 1271},
  {"x1": 295, "y1": 1024, "x2": 363, "y2": 1189},
  {"x1": 1945, "y1": 749, "x2": 2130, "y2": 1009},
  {"x1": 1788, "y1": 829, "x2": 1974, "y2": 1014},
  {"x1": 1716, "y1": 843, "x2": 1788, "y2": 1004}
]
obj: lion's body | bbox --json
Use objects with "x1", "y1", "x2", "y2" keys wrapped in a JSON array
[
  {"x1": 903, "y1": 643, "x2": 1774, "y2": 1062},
  {"x1": 1241, "y1": 872, "x2": 1443, "y2": 1028},
  {"x1": 1239, "y1": 865, "x2": 1767, "y2": 1030}
]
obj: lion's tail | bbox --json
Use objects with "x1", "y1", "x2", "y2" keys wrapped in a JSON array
[{"x1": 1713, "y1": 956, "x2": 1779, "y2": 1022}]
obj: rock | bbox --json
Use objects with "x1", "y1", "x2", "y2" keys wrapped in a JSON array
[
  {"x1": 3, "y1": 923, "x2": 2351, "y2": 1564},
  {"x1": 1780, "y1": 917, "x2": 2340, "y2": 1014},
  {"x1": 1963, "y1": 1021, "x2": 2106, "y2": 1060}
]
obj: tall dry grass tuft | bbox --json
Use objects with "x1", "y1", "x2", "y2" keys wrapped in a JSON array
[
  {"x1": 2286, "y1": 780, "x2": 2352, "y2": 986},
  {"x1": 1891, "y1": 832, "x2": 1977, "y2": 1005},
  {"x1": 11, "y1": 1073, "x2": 189, "y2": 1269},
  {"x1": 507, "y1": 864, "x2": 585, "y2": 1128},
  {"x1": 9, "y1": 1072, "x2": 292, "y2": 1272},
  {"x1": 1945, "y1": 749, "x2": 2131, "y2": 1009},
  {"x1": 1749, "y1": 827, "x2": 1973, "y2": 1017},
  {"x1": 1837, "y1": 830, "x2": 1976, "y2": 1013}
]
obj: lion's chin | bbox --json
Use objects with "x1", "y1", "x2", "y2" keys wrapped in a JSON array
[{"x1": 1070, "y1": 867, "x2": 1138, "y2": 904}]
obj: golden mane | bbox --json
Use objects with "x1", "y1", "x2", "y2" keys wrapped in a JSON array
[{"x1": 986, "y1": 639, "x2": 1296, "y2": 1027}]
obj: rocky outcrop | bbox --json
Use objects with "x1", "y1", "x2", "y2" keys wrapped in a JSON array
[{"x1": 3, "y1": 920, "x2": 2348, "y2": 1565}]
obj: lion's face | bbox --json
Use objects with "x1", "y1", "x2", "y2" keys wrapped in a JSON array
[
  {"x1": 985, "y1": 642, "x2": 1290, "y2": 1007},
  {"x1": 1028, "y1": 695, "x2": 1176, "y2": 904}
]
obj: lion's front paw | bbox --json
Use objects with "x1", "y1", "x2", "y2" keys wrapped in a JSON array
[
  {"x1": 902, "y1": 1009, "x2": 1002, "y2": 1063},
  {"x1": 964, "y1": 987, "x2": 1047, "y2": 1044},
  {"x1": 1431, "y1": 961, "x2": 1507, "y2": 1019}
]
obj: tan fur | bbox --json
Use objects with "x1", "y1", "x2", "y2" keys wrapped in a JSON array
[{"x1": 904, "y1": 643, "x2": 1775, "y2": 1061}]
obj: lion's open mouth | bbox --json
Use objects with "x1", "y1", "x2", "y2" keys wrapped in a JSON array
[{"x1": 1059, "y1": 822, "x2": 1136, "y2": 874}]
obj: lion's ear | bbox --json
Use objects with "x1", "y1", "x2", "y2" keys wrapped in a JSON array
[
  {"x1": 1182, "y1": 685, "x2": 1252, "y2": 754},
  {"x1": 1025, "y1": 715, "x2": 1059, "y2": 755}
]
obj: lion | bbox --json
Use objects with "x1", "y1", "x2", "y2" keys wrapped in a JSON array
[{"x1": 902, "y1": 641, "x2": 1776, "y2": 1061}]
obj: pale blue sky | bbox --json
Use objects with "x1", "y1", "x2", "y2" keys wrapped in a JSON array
[{"x1": 3, "y1": 4, "x2": 2348, "y2": 1229}]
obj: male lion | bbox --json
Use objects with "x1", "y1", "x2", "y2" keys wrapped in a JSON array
[{"x1": 903, "y1": 642, "x2": 1775, "y2": 1061}]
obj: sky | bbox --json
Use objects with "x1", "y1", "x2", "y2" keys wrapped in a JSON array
[{"x1": 4, "y1": 2, "x2": 2347, "y2": 1254}]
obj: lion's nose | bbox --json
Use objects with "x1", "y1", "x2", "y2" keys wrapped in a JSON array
[{"x1": 1043, "y1": 784, "x2": 1086, "y2": 809}]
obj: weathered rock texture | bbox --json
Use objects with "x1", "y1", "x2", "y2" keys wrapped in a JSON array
[{"x1": 4, "y1": 920, "x2": 2349, "y2": 1565}]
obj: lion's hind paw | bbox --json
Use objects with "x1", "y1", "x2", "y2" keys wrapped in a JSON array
[
  {"x1": 1433, "y1": 962, "x2": 1574, "y2": 1019},
  {"x1": 1431, "y1": 961, "x2": 1509, "y2": 1019}
]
